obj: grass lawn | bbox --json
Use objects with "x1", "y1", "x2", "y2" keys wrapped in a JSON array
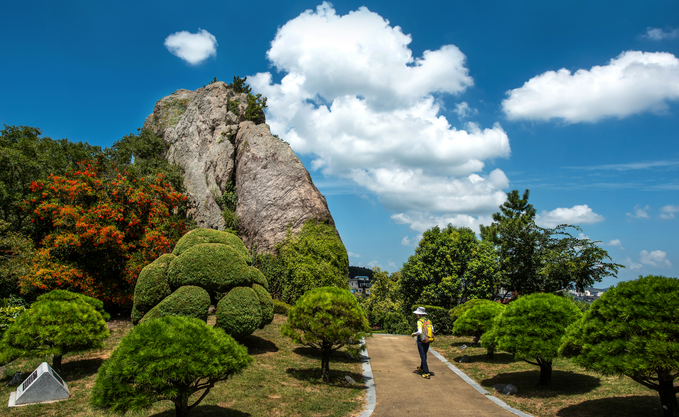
[
  {"x1": 0, "y1": 314, "x2": 367, "y2": 417},
  {"x1": 434, "y1": 334, "x2": 668, "y2": 417}
]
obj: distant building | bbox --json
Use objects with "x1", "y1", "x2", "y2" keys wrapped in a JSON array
[
  {"x1": 349, "y1": 275, "x2": 372, "y2": 296},
  {"x1": 569, "y1": 287, "x2": 607, "y2": 302}
]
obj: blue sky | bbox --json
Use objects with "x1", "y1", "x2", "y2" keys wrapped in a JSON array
[{"x1": 2, "y1": 0, "x2": 678, "y2": 288}]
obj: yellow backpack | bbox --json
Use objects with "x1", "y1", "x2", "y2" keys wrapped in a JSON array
[{"x1": 420, "y1": 318, "x2": 434, "y2": 343}]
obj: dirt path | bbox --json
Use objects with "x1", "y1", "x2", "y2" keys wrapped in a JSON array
[{"x1": 365, "y1": 335, "x2": 523, "y2": 416}]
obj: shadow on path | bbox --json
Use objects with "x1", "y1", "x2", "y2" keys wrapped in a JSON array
[
  {"x1": 482, "y1": 370, "x2": 601, "y2": 397},
  {"x1": 556, "y1": 395, "x2": 663, "y2": 417}
]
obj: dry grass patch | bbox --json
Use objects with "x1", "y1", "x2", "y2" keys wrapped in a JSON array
[
  {"x1": 434, "y1": 335, "x2": 667, "y2": 417},
  {"x1": 1, "y1": 314, "x2": 367, "y2": 417}
]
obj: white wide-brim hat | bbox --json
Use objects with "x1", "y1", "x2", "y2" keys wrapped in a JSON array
[{"x1": 413, "y1": 307, "x2": 427, "y2": 315}]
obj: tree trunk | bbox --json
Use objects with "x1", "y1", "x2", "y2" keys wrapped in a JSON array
[
  {"x1": 537, "y1": 360, "x2": 552, "y2": 386},
  {"x1": 658, "y1": 379, "x2": 679, "y2": 417},
  {"x1": 52, "y1": 354, "x2": 62, "y2": 372},
  {"x1": 175, "y1": 397, "x2": 191, "y2": 417},
  {"x1": 321, "y1": 344, "x2": 332, "y2": 382},
  {"x1": 486, "y1": 348, "x2": 494, "y2": 360}
]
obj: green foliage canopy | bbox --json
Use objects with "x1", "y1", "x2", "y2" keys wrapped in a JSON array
[
  {"x1": 488, "y1": 292, "x2": 581, "y2": 385},
  {"x1": 480, "y1": 189, "x2": 622, "y2": 295},
  {"x1": 0, "y1": 219, "x2": 34, "y2": 299},
  {"x1": 0, "y1": 125, "x2": 102, "y2": 233},
  {"x1": 276, "y1": 220, "x2": 350, "y2": 305},
  {"x1": 282, "y1": 286, "x2": 371, "y2": 382},
  {"x1": 453, "y1": 301, "x2": 505, "y2": 358},
  {"x1": 360, "y1": 268, "x2": 410, "y2": 333},
  {"x1": 0, "y1": 289, "x2": 109, "y2": 370},
  {"x1": 91, "y1": 316, "x2": 252, "y2": 417},
  {"x1": 399, "y1": 225, "x2": 500, "y2": 310},
  {"x1": 560, "y1": 275, "x2": 679, "y2": 416}
]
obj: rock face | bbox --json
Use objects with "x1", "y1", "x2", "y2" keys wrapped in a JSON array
[
  {"x1": 143, "y1": 82, "x2": 336, "y2": 254},
  {"x1": 235, "y1": 121, "x2": 334, "y2": 253}
]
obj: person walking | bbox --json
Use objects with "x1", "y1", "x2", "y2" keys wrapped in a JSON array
[{"x1": 411, "y1": 306, "x2": 432, "y2": 379}]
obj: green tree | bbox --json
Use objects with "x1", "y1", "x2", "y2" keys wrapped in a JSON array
[
  {"x1": 489, "y1": 293, "x2": 581, "y2": 385},
  {"x1": 91, "y1": 316, "x2": 252, "y2": 417},
  {"x1": 0, "y1": 289, "x2": 109, "y2": 370},
  {"x1": 360, "y1": 268, "x2": 409, "y2": 333},
  {"x1": 106, "y1": 127, "x2": 185, "y2": 195},
  {"x1": 481, "y1": 189, "x2": 621, "y2": 295},
  {"x1": 399, "y1": 225, "x2": 500, "y2": 311},
  {"x1": 281, "y1": 286, "x2": 371, "y2": 382},
  {"x1": 0, "y1": 220, "x2": 34, "y2": 299},
  {"x1": 0, "y1": 125, "x2": 102, "y2": 233},
  {"x1": 276, "y1": 219, "x2": 350, "y2": 305},
  {"x1": 453, "y1": 301, "x2": 505, "y2": 358},
  {"x1": 560, "y1": 275, "x2": 679, "y2": 417}
]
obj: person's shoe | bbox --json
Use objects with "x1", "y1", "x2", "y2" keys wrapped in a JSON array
[
  {"x1": 422, "y1": 373, "x2": 430, "y2": 379},
  {"x1": 414, "y1": 366, "x2": 423, "y2": 374}
]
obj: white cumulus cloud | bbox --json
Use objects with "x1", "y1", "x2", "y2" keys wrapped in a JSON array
[
  {"x1": 607, "y1": 239, "x2": 623, "y2": 249},
  {"x1": 535, "y1": 205, "x2": 605, "y2": 228},
  {"x1": 660, "y1": 204, "x2": 679, "y2": 219},
  {"x1": 624, "y1": 257, "x2": 644, "y2": 270},
  {"x1": 454, "y1": 102, "x2": 478, "y2": 119},
  {"x1": 639, "y1": 250, "x2": 672, "y2": 268},
  {"x1": 249, "y1": 3, "x2": 511, "y2": 231},
  {"x1": 164, "y1": 29, "x2": 217, "y2": 65},
  {"x1": 502, "y1": 51, "x2": 679, "y2": 123}
]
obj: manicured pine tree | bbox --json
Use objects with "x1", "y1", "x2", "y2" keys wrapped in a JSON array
[
  {"x1": 281, "y1": 286, "x2": 371, "y2": 382},
  {"x1": 560, "y1": 275, "x2": 679, "y2": 417},
  {"x1": 91, "y1": 316, "x2": 252, "y2": 417}
]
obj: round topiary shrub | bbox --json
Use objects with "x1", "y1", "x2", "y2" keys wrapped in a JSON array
[
  {"x1": 216, "y1": 287, "x2": 262, "y2": 338},
  {"x1": 133, "y1": 229, "x2": 274, "y2": 338},
  {"x1": 248, "y1": 267, "x2": 269, "y2": 290},
  {"x1": 139, "y1": 286, "x2": 211, "y2": 324},
  {"x1": 172, "y1": 228, "x2": 251, "y2": 264},
  {"x1": 167, "y1": 243, "x2": 252, "y2": 292},
  {"x1": 272, "y1": 299, "x2": 292, "y2": 316},
  {"x1": 133, "y1": 253, "x2": 174, "y2": 316},
  {"x1": 253, "y1": 284, "x2": 274, "y2": 328}
]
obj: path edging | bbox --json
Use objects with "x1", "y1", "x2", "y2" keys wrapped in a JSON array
[{"x1": 358, "y1": 337, "x2": 376, "y2": 417}]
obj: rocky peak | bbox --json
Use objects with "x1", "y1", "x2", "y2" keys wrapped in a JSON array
[{"x1": 143, "y1": 82, "x2": 337, "y2": 254}]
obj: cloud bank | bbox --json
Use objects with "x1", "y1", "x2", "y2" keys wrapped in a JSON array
[
  {"x1": 164, "y1": 29, "x2": 217, "y2": 65},
  {"x1": 643, "y1": 27, "x2": 679, "y2": 41},
  {"x1": 249, "y1": 2, "x2": 511, "y2": 232},
  {"x1": 502, "y1": 51, "x2": 679, "y2": 123}
]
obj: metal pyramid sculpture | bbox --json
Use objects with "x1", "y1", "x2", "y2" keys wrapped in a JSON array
[{"x1": 8, "y1": 362, "x2": 70, "y2": 407}]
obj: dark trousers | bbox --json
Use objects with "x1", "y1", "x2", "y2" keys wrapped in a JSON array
[{"x1": 417, "y1": 339, "x2": 430, "y2": 374}]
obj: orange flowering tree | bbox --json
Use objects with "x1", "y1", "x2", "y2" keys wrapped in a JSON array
[{"x1": 21, "y1": 158, "x2": 188, "y2": 309}]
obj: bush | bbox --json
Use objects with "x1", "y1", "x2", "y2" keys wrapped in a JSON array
[
  {"x1": 91, "y1": 316, "x2": 252, "y2": 417},
  {"x1": 172, "y1": 228, "x2": 251, "y2": 264},
  {"x1": 140, "y1": 286, "x2": 210, "y2": 324},
  {"x1": 167, "y1": 243, "x2": 252, "y2": 292},
  {"x1": 489, "y1": 293, "x2": 581, "y2": 385},
  {"x1": 253, "y1": 284, "x2": 274, "y2": 328},
  {"x1": 0, "y1": 306, "x2": 24, "y2": 337},
  {"x1": 0, "y1": 289, "x2": 109, "y2": 370},
  {"x1": 21, "y1": 159, "x2": 188, "y2": 309},
  {"x1": 450, "y1": 299, "x2": 495, "y2": 322},
  {"x1": 381, "y1": 311, "x2": 411, "y2": 335},
  {"x1": 216, "y1": 287, "x2": 262, "y2": 338},
  {"x1": 560, "y1": 275, "x2": 679, "y2": 416},
  {"x1": 282, "y1": 286, "x2": 371, "y2": 382},
  {"x1": 253, "y1": 252, "x2": 285, "y2": 300},
  {"x1": 410, "y1": 304, "x2": 454, "y2": 335},
  {"x1": 453, "y1": 302, "x2": 505, "y2": 358},
  {"x1": 272, "y1": 299, "x2": 292, "y2": 315},
  {"x1": 132, "y1": 253, "x2": 174, "y2": 316},
  {"x1": 135, "y1": 230, "x2": 274, "y2": 338},
  {"x1": 277, "y1": 220, "x2": 350, "y2": 305}
]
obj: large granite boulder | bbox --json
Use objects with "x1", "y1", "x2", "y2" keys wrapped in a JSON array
[
  {"x1": 143, "y1": 82, "x2": 337, "y2": 254},
  {"x1": 235, "y1": 121, "x2": 334, "y2": 254},
  {"x1": 143, "y1": 82, "x2": 247, "y2": 230}
]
